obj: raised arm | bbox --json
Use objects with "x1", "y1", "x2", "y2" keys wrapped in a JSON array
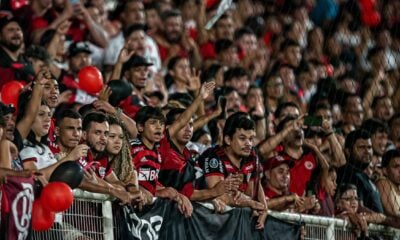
[
  {"x1": 16, "y1": 70, "x2": 50, "y2": 139},
  {"x1": 108, "y1": 42, "x2": 135, "y2": 82},
  {"x1": 258, "y1": 116, "x2": 303, "y2": 157},
  {"x1": 168, "y1": 81, "x2": 215, "y2": 137}
]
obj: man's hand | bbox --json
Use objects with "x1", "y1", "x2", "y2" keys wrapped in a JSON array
[
  {"x1": 175, "y1": 193, "x2": 193, "y2": 218},
  {"x1": 65, "y1": 144, "x2": 89, "y2": 161},
  {"x1": 117, "y1": 40, "x2": 135, "y2": 64},
  {"x1": 214, "y1": 175, "x2": 241, "y2": 195},
  {"x1": 212, "y1": 198, "x2": 227, "y2": 213},
  {"x1": 93, "y1": 100, "x2": 116, "y2": 114},
  {"x1": 187, "y1": 68, "x2": 201, "y2": 92},
  {"x1": 98, "y1": 86, "x2": 112, "y2": 102},
  {"x1": 200, "y1": 81, "x2": 216, "y2": 100},
  {"x1": 254, "y1": 208, "x2": 268, "y2": 230}
]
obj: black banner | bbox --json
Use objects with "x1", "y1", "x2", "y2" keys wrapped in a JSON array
[{"x1": 115, "y1": 199, "x2": 301, "y2": 240}]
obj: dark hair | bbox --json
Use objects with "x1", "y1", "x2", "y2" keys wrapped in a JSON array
[
  {"x1": 165, "y1": 108, "x2": 185, "y2": 126},
  {"x1": 167, "y1": 55, "x2": 184, "y2": 71},
  {"x1": 345, "y1": 129, "x2": 371, "y2": 149},
  {"x1": 82, "y1": 112, "x2": 108, "y2": 131},
  {"x1": 310, "y1": 102, "x2": 331, "y2": 116},
  {"x1": 215, "y1": 13, "x2": 231, "y2": 27},
  {"x1": 25, "y1": 45, "x2": 50, "y2": 64},
  {"x1": 17, "y1": 91, "x2": 49, "y2": 148},
  {"x1": 367, "y1": 46, "x2": 385, "y2": 61},
  {"x1": 279, "y1": 39, "x2": 300, "y2": 52},
  {"x1": 39, "y1": 29, "x2": 56, "y2": 47},
  {"x1": 123, "y1": 23, "x2": 146, "y2": 38},
  {"x1": 340, "y1": 93, "x2": 359, "y2": 110},
  {"x1": 361, "y1": 118, "x2": 388, "y2": 135},
  {"x1": 215, "y1": 39, "x2": 235, "y2": 54},
  {"x1": 55, "y1": 110, "x2": 81, "y2": 127},
  {"x1": 224, "y1": 67, "x2": 249, "y2": 83},
  {"x1": 78, "y1": 104, "x2": 96, "y2": 117},
  {"x1": 274, "y1": 102, "x2": 299, "y2": 119},
  {"x1": 161, "y1": 9, "x2": 181, "y2": 21},
  {"x1": 134, "y1": 106, "x2": 165, "y2": 125},
  {"x1": 192, "y1": 128, "x2": 211, "y2": 142},
  {"x1": 201, "y1": 63, "x2": 223, "y2": 83},
  {"x1": 382, "y1": 149, "x2": 400, "y2": 168},
  {"x1": 244, "y1": 15, "x2": 265, "y2": 38},
  {"x1": 168, "y1": 93, "x2": 193, "y2": 108},
  {"x1": 223, "y1": 112, "x2": 255, "y2": 141},
  {"x1": 371, "y1": 96, "x2": 389, "y2": 110},
  {"x1": 389, "y1": 113, "x2": 400, "y2": 128},
  {"x1": 234, "y1": 27, "x2": 255, "y2": 41},
  {"x1": 336, "y1": 184, "x2": 358, "y2": 200},
  {"x1": 0, "y1": 110, "x2": 5, "y2": 128}
]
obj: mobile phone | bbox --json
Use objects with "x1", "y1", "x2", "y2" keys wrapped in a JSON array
[{"x1": 303, "y1": 116, "x2": 323, "y2": 126}]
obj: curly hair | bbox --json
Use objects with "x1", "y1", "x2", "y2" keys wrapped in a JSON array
[{"x1": 107, "y1": 116, "x2": 136, "y2": 184}]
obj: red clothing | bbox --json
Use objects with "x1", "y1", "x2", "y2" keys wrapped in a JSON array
[
  {"x1": 158, "y1": 130, "x2": 195, "y2": 198},
  {"x1": 263, "y1": 185, "x2": 282, "y2": 199},
  {"x1": 119, "y1": 95, "x2": 146, "y2": 119},
  {"x1": 157, "y1": 43, "x2": 188, "y2": 63},
  {"x1": 200, "y1": 41, "x2": 216, "y2": 60},
  {"x1": 48, "y1": 142, "x2": 112, "y2": 179},
  {"x1": 85, "y1": 151, "x2": 112, "y2": 179},
  {"x1": 32, "y1": 11, "x2": 87, "y2": 42},
  {"x1": 276, "y1": 146, "x2": 317, "y2": 196},
  {"x1": 130, "y1": 138, "x2": 162, "y2": 195},
  {"x1": 198, "y1": 146, "x2": 257, "y2": 192}
]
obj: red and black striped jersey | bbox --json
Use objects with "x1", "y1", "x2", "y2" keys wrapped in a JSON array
[
  {"x1": 130, "y1": 138, "x2": 162, "y2": 196},
  {"x1": 198, "y1": 146, "x2": 257, "y2": 193}
]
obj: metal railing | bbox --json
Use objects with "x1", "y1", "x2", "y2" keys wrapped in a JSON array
[{"x1": 32, "y1": 191, "x2": 400, "y2": 240}]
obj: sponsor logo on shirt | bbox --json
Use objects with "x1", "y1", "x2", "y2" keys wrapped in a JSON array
[
  {"x1": 304, "y1": 161, "x2": 314, "y2": 170},
  {"x1": 138, "y1": 168, "x2": 159, "y2": 181}
]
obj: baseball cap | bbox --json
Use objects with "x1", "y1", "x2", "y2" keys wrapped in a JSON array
[
  {"x1": 263, "y1": 155, "x2": 294, "y2": 170},
  {"x1": 0, "y1": 102, "x2": 16, "y2": 115},
  {"x1": 68, "y1": 41, "x2": 92, "y2": 57},
  {"x1": 123, "y1": 55, "x2": 153, "y2": 71},
  {"x1": 0, "y1": 15, "x2": 21, "y2": 31}
]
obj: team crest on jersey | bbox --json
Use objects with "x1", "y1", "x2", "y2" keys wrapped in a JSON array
[
  {"x1": 209, "y1": 158, "x2": 219, "y2": 168},
  {"x1": 304, "y1": 161, "x2": 314, "y2": 170},
  {"x1": 99, "y1": 167, "x2": 106, "y2": 178}
]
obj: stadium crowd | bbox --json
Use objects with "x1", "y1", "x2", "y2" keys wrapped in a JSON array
[{"x1": 0, "y1": 0, "x2": 400, "y2": 238}]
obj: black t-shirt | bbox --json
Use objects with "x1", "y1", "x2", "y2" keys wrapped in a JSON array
[{"x1": 337, "y1": 162, "x2": 384, "y2": 213}]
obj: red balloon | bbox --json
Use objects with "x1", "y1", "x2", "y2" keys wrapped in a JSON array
[
  {"x1": 205, "y1": 0, "x2": 220, "y2": 9},
  {"x1": 359, "y1": 0, "x2": 374, "y2": 12},
  {"x1": 362, "y1": 11, "x2": 381, "y2": 27},
  {"x1": 78, "y1": 66, "x2": 104, "y2": 94},
  {"x1": 32, "y1": 200, "x2": 55, "y2": 231},
  {"x1": 1, "y1": 81, "x2": 24, "y2": 107},
  {"x1": 40, "y1": 182, "x2": 74, "y2": 212}
]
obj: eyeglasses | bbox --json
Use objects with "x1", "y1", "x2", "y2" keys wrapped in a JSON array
[{"x1": 340, "y1": 196, "x2": 360, "y2": 202}]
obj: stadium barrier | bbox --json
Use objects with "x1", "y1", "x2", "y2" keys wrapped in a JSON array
[{"x1": 32, "y1": 190, "x2": 400, "y2": 240}]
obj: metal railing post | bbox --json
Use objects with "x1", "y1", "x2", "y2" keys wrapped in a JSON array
[{"x1": 102, "y1": 200, "x2": 114, "y2": 240}]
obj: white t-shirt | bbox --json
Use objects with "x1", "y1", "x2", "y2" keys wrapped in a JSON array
[
  {"x1": 19, "y1": 140, "x2": 58, "y2": 170},
  {"x1": 19, "y1": 140, "x2": 62, "y2": 223},
  {"x1": 103, "y1": 32, "x2": 161, "y2": 72}
]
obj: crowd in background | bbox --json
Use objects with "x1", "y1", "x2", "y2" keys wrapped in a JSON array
[{"x1": 0, "y1": 0, "x2": 400, "y2": 238}]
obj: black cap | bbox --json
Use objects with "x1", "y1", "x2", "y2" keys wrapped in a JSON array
[
  {"x1": 0, "y1": 102, "x2": 15, "y2": 115},
  {"x1": 68, "y1": 41, "x2": 92, "y2": 57},
  {"x1": 0, "y1": 15, "x2": 21, "y2": 31},
  {"x1": 123, "y1": 55, "x2": 153, "y2": 71}
]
